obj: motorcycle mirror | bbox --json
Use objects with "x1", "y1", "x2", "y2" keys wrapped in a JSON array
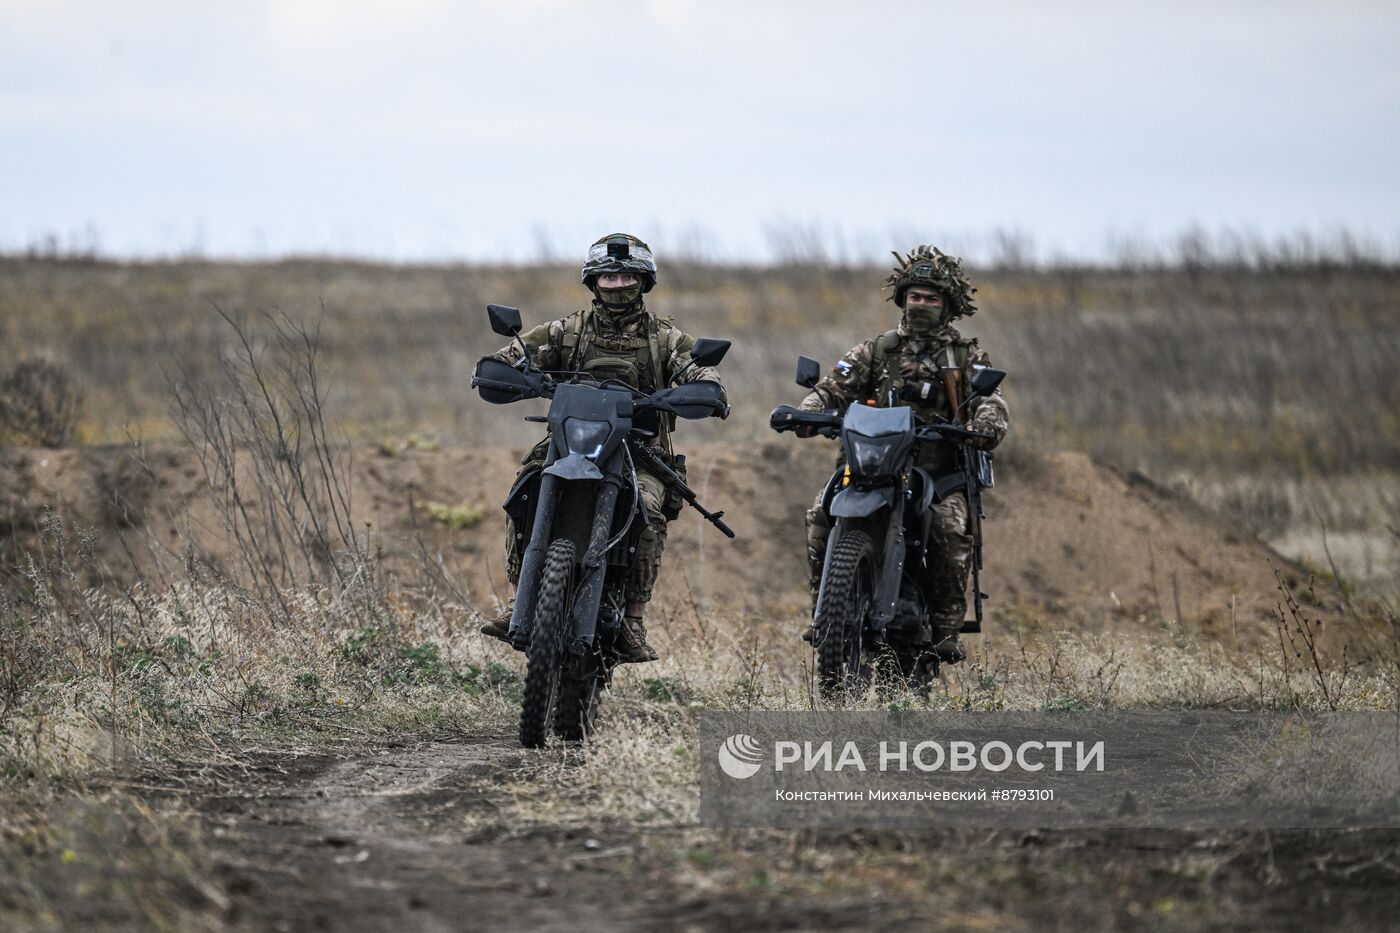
[
  {"x1": 795, "y1": 356, "x2": 821, "y2": 389},
  {"x1": 969, "y1": 366, "x2": 1006, "y2": 397},
  {"x1": 487, "y1": 304, "x2": 523, "y2": 337},
  {"x1": 688, "y1": 337, "x2": 730, "y2": 368}
]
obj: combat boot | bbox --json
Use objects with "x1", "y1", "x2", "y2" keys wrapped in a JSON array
[
  {"x1": 479, "y1": 599, "x2": 514, "y2": 643},
  {"x1": 932, "y1": 628, "x2": 966, "y2": 664},
  {"x1": 618, "y1": 614, "x2": 659, "y2": 663}
]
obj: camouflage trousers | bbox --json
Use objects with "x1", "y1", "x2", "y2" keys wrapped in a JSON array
[
  {"x1": 506, "y1": 465, "x2": 670, "y2": 606},
  {"x1": 805, "y1": 488, "x2": 972, "y2": 637}
]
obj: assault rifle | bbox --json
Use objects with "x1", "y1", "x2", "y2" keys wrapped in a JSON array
[
  {"x1": 627, "y1": 442, "x2": 736, "y2": 539},
  {"x1": 949, "y1": 365, "x2": 1004, "y2": 631}
]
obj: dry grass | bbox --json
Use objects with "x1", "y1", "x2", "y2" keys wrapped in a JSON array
[
  {"x1": 2, "y1": 498, "x2": 1394, "y2": 931},
  {"x1": 3, "y1": 253, "x2": 1400, "y2": 927},
  {"x1": 496, "y1": 613, "x2": 1399, "y2": 831},
  {"x1": 4, "y1": 255, "x2": 1398, "y2": 583},
  {"x1": 0, "y1": 791, "x2": 226, "y2": 932},
  {"x1": 0, "y1": 511, "x2": 516, "y2": 928},
  {"x1": 4, "y1": 258, "x2": 1398, "y2": 470}
]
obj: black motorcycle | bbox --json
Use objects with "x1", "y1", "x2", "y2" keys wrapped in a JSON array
[
  {"x1": 770, "y1": 356, "x2": 1005, "y2": 699},
  {"x1": 472, "y1": 304, "x2": 734, "y2": 747}
]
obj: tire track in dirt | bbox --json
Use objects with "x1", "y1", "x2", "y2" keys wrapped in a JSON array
[
  {"x1": 139, "y1": 735, "x2": 661, "y2": 933},
  {"x1": 106, "y1": 731, "x2": 1400, "y2": 932}
]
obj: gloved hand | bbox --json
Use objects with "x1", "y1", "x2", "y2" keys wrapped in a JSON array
[
  {"x1": 796, "y1": 424, "x2": 818, "y2": 438},
  {"x1": 964, "y1": 420, "x2": 996, "y2": 450},
  {"x1": 898, "y1": 382, "x2": 937, "y2": 404}
]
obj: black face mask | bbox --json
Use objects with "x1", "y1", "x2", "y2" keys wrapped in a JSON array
[{"x1": 596, "y1": 283, "x2": 643, "y2": 311}]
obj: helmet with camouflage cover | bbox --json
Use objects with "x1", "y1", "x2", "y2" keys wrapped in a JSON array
[
  {"x1": 884, "y1": 244, "x2": 977, "y2": 317},
  {"x1": 580, "y1": 233, "x2": 658, "y2": 293}
]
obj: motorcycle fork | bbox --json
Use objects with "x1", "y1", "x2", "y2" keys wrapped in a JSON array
[
  {"x1": 813, "y1": 517, "x2": 846, "y2": 617},
  {"x1": 509, "y1": 472, "x2": 560, "y2": 648},
  {"x1": 567, "y1": 450, "x2": 625, "y2": 654},
  {"x1": 870, "y1": 510, "x2": 905, "y2": 638}
]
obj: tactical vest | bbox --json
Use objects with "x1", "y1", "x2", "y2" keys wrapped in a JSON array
[
  {"x1": 825, "y1": 329, "x2": 976, "y2": 476},
  {"x1": 554, "y1": 308, "x2": 682, "y2": 451},
  {"x1": 870, "y1": 329, "x2": 975, "y2": 420}
]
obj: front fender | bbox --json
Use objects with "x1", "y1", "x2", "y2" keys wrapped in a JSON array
[
  {"x1": 543, "y1": 452, "x2": 604, "y2": 481},
  {"x1": 830, "y1": 485, "x2": 896, "y2": 518}
]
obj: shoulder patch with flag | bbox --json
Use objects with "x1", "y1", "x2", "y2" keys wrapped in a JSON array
[{"x1": 834, "y1": 359, "x2": 853, "y2": 377}]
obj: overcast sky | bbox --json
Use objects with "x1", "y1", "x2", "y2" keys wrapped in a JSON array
[{"x1": 3, "y1": 0, "x2": 1397, "y2": 263}]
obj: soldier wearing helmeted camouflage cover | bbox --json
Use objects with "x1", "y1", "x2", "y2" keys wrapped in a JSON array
[
  {"x1": 798, "y1": 245, "x2": 1009, "y2": 661},
  {"x1": 479, "y1": 233, "x2": 723, "y2": 663}
]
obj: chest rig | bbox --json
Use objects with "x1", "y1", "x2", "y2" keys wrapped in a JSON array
[
  {"x1": 556, "y1": 308, "x2": 677, "y2": 451},
  {"x1": 871, "y1": 329, "x2": 974, "y2": 419}
]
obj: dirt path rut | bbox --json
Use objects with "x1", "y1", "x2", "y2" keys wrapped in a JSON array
[{"x1": 137, "y1": 734, "x2": 666, "y2": 932}]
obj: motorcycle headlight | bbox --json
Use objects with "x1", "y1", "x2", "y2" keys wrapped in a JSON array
[
  {"x1": 564, "y1": 418, "x2": 611, "y2": 460},
  {"x1": 846, "y1": 433, "x2": 900, "y2": 479}
]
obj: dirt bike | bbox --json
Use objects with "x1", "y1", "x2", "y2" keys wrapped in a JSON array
[
  {"x1": 472, "y1": 304, "x2": 734, "y2": 748},
  {"x1": 770, "y1": 356, "x2": 1005, "y2": 700}
]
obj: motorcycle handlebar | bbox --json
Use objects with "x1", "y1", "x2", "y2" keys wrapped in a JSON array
[
  {"x1": 917, "y1": 423, "x2": 993, "y2": 443},
  {"x1": 478, "y1": 362, "x2": 727, "y2": 419},
  {"x1": 768, "y1": 403, "x2": 989, "y2": 445},
  {"x1": 769, "y1": 404, "x2": 841, "y2": 437}
]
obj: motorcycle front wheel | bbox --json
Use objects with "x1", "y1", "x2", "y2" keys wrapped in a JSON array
[
  {"x1": 813, "y1": 529, "x2": 876, "y2": 701},
  {"x1": 519, "y1": 538, "x2": 576, "y2": 748}
]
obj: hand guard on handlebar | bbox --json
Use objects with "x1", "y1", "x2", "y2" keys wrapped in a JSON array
[{"x1": 769, "y1": 404, "x2": 840, "y2": 438}]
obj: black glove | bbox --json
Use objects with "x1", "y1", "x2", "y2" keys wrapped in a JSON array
[{"x1": 898, "y1": 381, "x2": 938, "y2": 404}]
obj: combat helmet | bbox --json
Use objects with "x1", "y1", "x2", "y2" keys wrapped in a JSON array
[
  {"x1": 580, "y1": 233, "x2": 658, "y2": 293},
  {"x1": 884, "y1": 245, "x2": 977, "y2": 316}
]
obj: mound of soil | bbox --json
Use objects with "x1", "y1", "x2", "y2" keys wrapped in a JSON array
[
  {"x1": 2, "y1": 440, "x2": 1317, "y2": 647},
  {"x1": 655, "y1": 442, "x2": 1308, "y2": 644}
]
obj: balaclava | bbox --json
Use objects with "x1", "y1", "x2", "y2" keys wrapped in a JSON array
[
  {"x1": 900, "y1": 293, "x2": 956, "y2": 336},
  {"x1": 594, "y1": 280, "x2": 644, "y2": 313}
]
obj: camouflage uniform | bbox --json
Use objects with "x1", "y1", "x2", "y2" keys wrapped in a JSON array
[
  {"x1": 799, "y1": 246, "x2": 1009, "y2": 644},
  {"x1": 493, "y1": 302, "x2": 722, "y2": 607}
]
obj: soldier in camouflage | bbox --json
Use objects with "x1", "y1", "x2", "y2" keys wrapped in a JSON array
[
  {"x1": 798, "y1": 245, "x2": 1009, "y2": 662},
  {"x1": 479, "y1": 233, "x2": 724, "y2": 663}
]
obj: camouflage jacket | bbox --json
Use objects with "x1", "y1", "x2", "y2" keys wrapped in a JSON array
[
  {"x1": 799, "y1": 323, "x2": 1010, "y2": 468},
  {"x1": 492, "y1": 301, "x2": 724, "y2": 451}
]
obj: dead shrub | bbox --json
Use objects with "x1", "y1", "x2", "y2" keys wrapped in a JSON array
[{"x1": 0, "y1": 360, "x2": 83, "y2": 448}]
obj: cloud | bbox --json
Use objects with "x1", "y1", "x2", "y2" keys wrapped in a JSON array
[{"x1": 2, "y1": 1, "x2": 1398, "y2": 260}]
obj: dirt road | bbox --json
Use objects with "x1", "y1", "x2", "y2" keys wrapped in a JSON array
[
  {"x1": 130, "y1": 735, "x2": 876, "y2": 932},
  {"x1": 120, "y1": 732, "x2": 1400, "y2": 933},
  {"x1": 131, "y1": 734, "x2": 691, "y2": 932}
]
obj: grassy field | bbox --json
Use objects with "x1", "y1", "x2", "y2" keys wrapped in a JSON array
[
  {"x1": 3, "y1": 254, "x2": 1399, "y2": 929},
  {"x1": 6, "y1": 257, "x2": 1400, "y2": 465},
  {"x1": 4, "y1": 255, "x2": 1399, "y2": 580},
  {"x1": 2, "y1": 497, "x2": 1395, "y2": 929},
  {"x1": 2, "y1": 508, "x2": 1394, "y2": 929}
]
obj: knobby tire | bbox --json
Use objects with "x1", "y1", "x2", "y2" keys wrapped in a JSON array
[{"x1": 519, "y1": 538, "x2": 575, "y2": 748}]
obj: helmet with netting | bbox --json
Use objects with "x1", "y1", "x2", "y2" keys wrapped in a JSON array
[
  {"x1": 883, "y1": 245, "x2": 976, "y2": 316},
  {"x1": 580, "y1": 233, "x2": 657, "y2": 293}
]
